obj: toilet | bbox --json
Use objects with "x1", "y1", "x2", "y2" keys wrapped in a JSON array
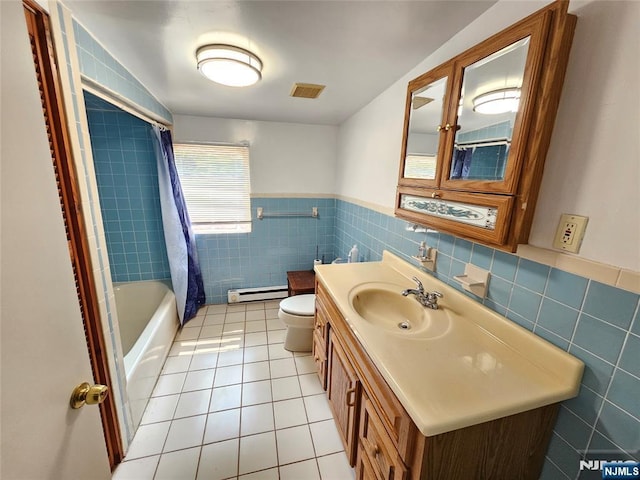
[{"x1": 278, "y1": 294, "x2": 316, "y2": 352}]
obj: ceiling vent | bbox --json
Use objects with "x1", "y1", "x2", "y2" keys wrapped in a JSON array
[
  {"x1": 412, "y1": 96, "x2": 434, "y2": 109},
  {"x1": 290, "y1": 83, "x2": 325, "y2": 99}
]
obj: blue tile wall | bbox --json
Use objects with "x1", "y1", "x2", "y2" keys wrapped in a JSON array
[
  {"x1": 196, "y1": 197, "x2": 336, "y2": 304},
  {"x1": 72, "y1": 20, "x2": 172, "y2": 124},
  {"x1": 457, "y1": 120, "x2": 512, "y2": 143},
  {"x1": 456, "y1": 121, "x2": 511, "y2": 180},
  {"x1": 84, "y1": 91, "x2": 171, "y2": 283},
  {"x1": 334, "y1": 199, "x2": 640, "y2": 479},
  {"x1": 466, "y1": 144, "x2": 508, "y2": 180}
]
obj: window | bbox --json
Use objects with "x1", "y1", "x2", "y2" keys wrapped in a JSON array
[
  {"x1": 404, "y1": 154, "x2": 437, "y2": 179},
  {"x1": 173, "y1": 143, "x2": 251, "y2": 234}
]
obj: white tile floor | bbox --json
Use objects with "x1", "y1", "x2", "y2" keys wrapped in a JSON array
[{"x1": 113, "y1": 301, "x2": 356, "y2": 480}]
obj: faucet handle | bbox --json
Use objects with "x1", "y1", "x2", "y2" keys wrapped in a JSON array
[{"x1": 411, "y1": 276, "x2": 424, "y2": 292}]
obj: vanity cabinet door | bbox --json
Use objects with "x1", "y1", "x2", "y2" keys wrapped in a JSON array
[{"x1": 327, "y1": 330, "x2": 360, "y2": 466}]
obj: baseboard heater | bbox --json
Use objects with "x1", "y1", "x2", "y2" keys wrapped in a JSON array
[{"x1": 227, "y1": 285, "x2": 288, "y2": 304}]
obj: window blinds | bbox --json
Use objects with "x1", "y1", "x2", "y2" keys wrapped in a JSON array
[
  {"x1": 404, "y1": 154, "x2": 437, "y2": 179},
  {"x1": 173, "y1": 143, "x2": 251, "y2": 233}
]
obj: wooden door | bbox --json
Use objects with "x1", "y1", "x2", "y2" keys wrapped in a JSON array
[{"x1": 1, "y1": 0, "x2": 112, "y2": 477}]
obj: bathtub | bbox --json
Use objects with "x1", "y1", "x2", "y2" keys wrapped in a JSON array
[{"x1": 114, "y1": 280, "x2": 179, "y2": 429}]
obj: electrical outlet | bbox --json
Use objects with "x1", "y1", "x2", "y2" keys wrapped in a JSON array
[{"x1": 553, "y1": 214, "x2": 588, "y2": 253}]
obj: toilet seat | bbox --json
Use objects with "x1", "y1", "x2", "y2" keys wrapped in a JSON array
[{"x1": 279, "y1": 294, "x2": 315, "y2": 316}]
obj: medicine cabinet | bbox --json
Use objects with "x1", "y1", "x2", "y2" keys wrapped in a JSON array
[{"x1": 396, "y1": 1, "x2": 577, "y2": 250}]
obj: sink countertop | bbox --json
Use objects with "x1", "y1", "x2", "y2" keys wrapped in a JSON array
[{"x1": 314, "y1": 250, "x2": 584, "y2": 437}]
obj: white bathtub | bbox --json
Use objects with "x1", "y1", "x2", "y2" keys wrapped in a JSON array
[{"x1": 114, "y1": 280, "x2": 179, "y2": 429}]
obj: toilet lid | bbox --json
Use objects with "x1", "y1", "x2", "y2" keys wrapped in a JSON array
[{"x1": 280, "y1": 294, "x2": 315, "y2": 316}]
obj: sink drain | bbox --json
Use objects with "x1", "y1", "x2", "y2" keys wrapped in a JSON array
[{"x1": 397, "y1": 321, "x2": 411, "y2": 330}]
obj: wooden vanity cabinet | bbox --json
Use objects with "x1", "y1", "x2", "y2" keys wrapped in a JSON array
[{"x1": 315, "y1": 279, "x2": 561, "y2": 480}]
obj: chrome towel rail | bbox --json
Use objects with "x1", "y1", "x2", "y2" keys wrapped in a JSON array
[{"x1": 256, "y1": 207, "x2": 318, "y2": 220}]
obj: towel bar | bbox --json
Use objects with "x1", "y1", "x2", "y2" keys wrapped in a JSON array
[{"x1": 256, "y1": 206, "x2": 318, "y2": 220}]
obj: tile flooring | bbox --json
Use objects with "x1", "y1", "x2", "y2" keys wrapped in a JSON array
[{"x1": 113, "y1": 301, "x2": 355, "y2": 480}]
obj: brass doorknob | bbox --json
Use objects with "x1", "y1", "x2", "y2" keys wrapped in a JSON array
[{"x1": 70, "y1": 382, "x2": 108, "y2": 409}]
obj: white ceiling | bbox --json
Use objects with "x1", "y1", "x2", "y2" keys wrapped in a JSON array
[{"x1": 65, "y1": 0, "x2": 496, "y2": 126}]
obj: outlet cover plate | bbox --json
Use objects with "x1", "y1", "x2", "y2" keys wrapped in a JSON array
[{"x1": 553, "y1": 213, "x2": 588, "y2": 253}]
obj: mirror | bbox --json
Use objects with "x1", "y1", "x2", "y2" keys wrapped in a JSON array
[
  {"x1": 450, "y1": 37, "x2": 530, "y2": 181},
  {"x1": 403, "y1": 76, "x2": 448, "y2": 180}
]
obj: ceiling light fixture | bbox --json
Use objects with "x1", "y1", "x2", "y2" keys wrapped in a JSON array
[
  {"x1": 472, "y1": 88, "x2": 521, "y2": 115},
  {"x1": 196, "y1": 44, "x2": 262, "y2": 87}
]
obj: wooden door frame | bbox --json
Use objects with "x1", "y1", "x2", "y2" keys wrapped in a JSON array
[{"x1": 23, "y1": 0, "x2": 124, "y2": 469}]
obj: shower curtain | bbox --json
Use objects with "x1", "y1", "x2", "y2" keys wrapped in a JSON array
[
  {"x1": 152, "y1": 126, "x2": 205, "y2": 324},
  {"x1": 451, "y1": 147, "x2": 474, "y2": 179}
]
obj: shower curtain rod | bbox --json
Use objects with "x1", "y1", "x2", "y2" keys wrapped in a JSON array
[
  {"x1": 81, "y1": 76, "x2": 172, "y2": 129},
  {"x1": 455, "y1": 138, "x2": 511, "y2": 148}
]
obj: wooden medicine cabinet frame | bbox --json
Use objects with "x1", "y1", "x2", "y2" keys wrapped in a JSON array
[{"x1": 396, "y1": 1, "x2": 577, "y2": 251}]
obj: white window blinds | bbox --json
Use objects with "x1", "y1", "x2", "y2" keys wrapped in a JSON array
[
  {"x1": 404, "y1": 154, "x2": 437, "y2": 179},
  {"x1": 173, "y1": 143, "x2": 251, "y2": 234}
]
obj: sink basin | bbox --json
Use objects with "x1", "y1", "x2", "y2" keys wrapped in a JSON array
[{"x1": 348, "y1": 282, "x2": 451, "y2": 339}]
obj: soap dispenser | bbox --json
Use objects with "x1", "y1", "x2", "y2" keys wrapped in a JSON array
[{"x1": 348, "y1": 245, "x2": 359, "y2": 263}]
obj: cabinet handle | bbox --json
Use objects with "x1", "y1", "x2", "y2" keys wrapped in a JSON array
[
  {"x1": 431, "y1": 192, "x2": 440, "y2": 199},
  {"x1": 436, "y1": 125, "x2": 443, "y2": 132},
  {"x1": 346, "y1": 387, "x2": 357, "y2": 407},
  {"x1": 370, "y1": 443, "x2": 380, "y2": 456}
]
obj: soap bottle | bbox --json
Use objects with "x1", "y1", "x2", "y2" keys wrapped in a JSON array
[{"x1": 348, "y1": 245, "x2": 359, "y2": 263}]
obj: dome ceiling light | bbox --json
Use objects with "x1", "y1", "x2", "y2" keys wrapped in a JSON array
[
  {"x1": 196, "y1": 44, "x2": 262, "y2": 87},
  {"x1": 472, "y1": 87, "x2": 521, "y2": 115}
]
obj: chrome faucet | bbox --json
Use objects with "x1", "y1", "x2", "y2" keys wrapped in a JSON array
[{"x1": 402, "y1": 277, "x2": 443, "y2": 309}]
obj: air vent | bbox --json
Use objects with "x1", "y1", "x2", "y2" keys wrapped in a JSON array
[
  {"x1": 290, "y1": 83, "x2": 325, "y2": 99},
  {"x1": 412, "y1": 96, "x2": 434, "y2": 109}
]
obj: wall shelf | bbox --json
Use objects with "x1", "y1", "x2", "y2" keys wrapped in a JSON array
[
  {"x1": 454, "y1": 263, "x2": 490, "y2": 297},
  {"x1": 412, "y1": 243, "x2": 437, "y2": 272}
]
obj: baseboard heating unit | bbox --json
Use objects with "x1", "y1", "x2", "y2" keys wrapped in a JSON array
[{"x1": 227, "y1": 285, "x2": 288, "y2": 304}]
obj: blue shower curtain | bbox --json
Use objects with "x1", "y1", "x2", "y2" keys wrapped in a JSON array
[
  {"x1": 152, "y1": 126, "x2": 205, "y2": 324},
  {"x1": 451, "y1": 147, "x2": 474, "y2": 179}
]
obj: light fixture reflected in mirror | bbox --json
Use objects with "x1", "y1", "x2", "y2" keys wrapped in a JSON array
[
  {"x1": 472, "y1": 88, "x2": 521, "y2": 114},
  {"x1": 196, "y1": 44, "x2": 262, "y2": 87}
]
